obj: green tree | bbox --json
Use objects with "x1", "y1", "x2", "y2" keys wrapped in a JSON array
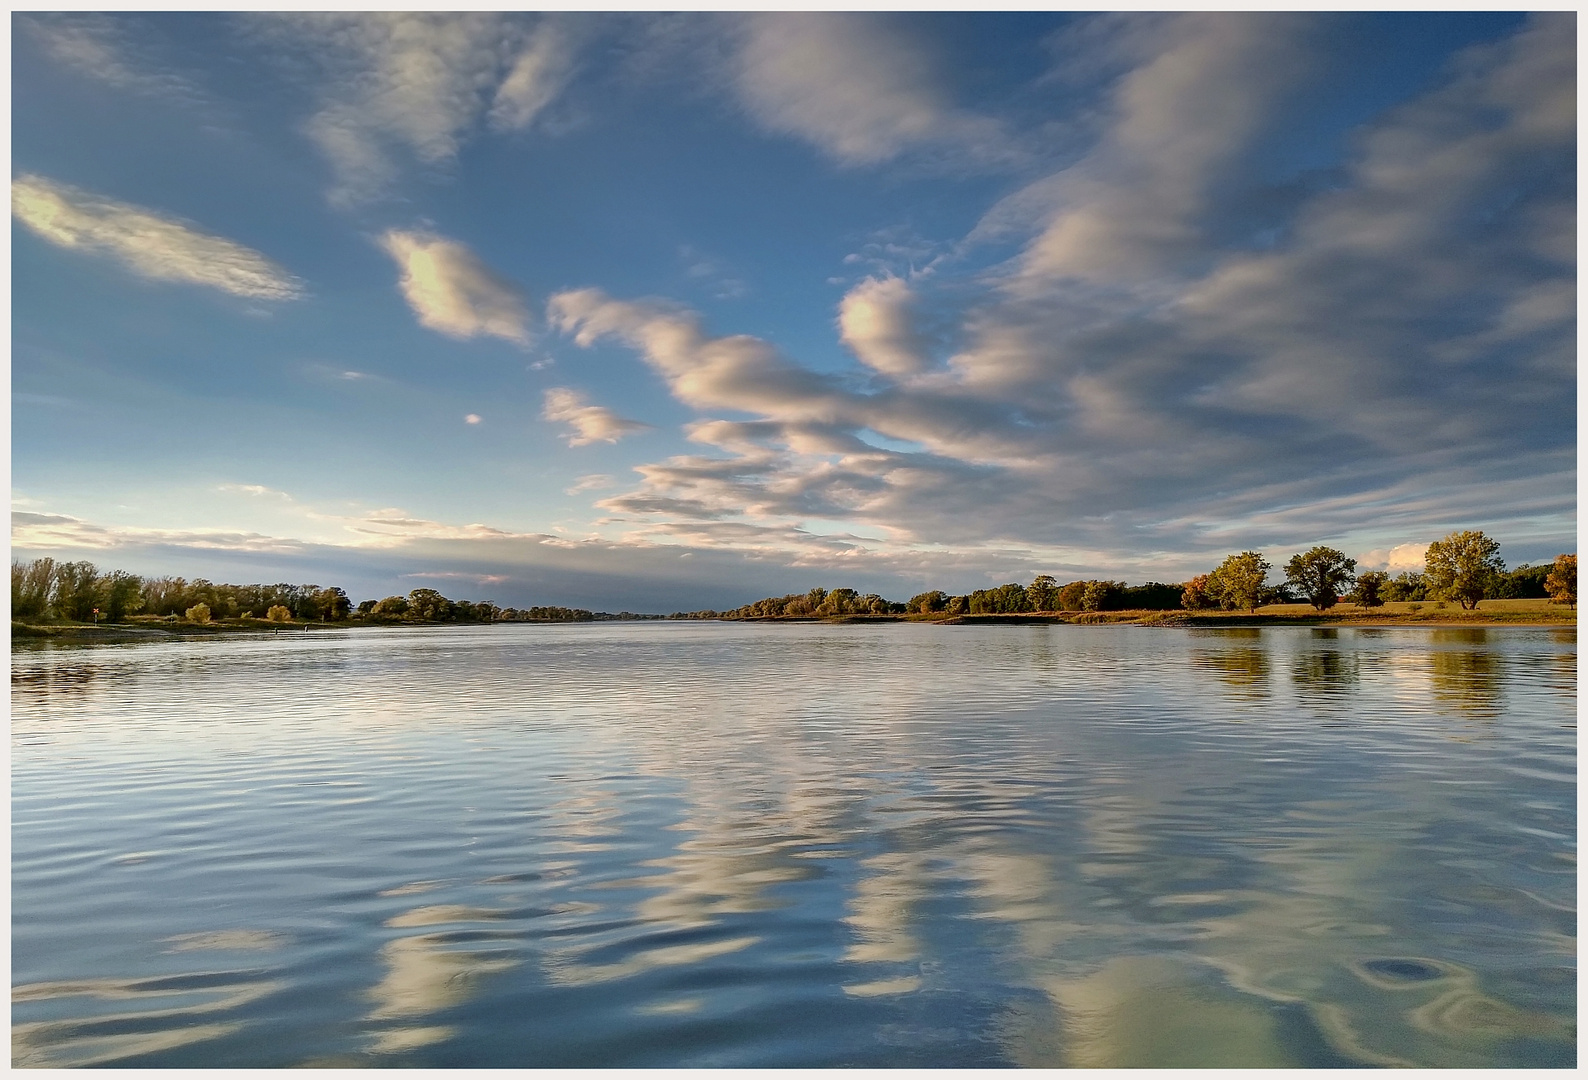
[
  {"x1": 372, "y1": 595, "x2": 410, "y2": 618},
  {"x1": 185, "y1": 602, "x2": 212, "y2": 624},
  {"x1": 312, "y1": 587, "x2": 352, "y2": 621},
  {"x1": 406, "y1": 588, "x2": 454, "y2": 622},
  {"x1": 1350, "y1": 570, "x2": 1388, "y2": 608},
  {"x1": 52, "y1": 561, "x2": 102, "y2": 622},
  {"x1": 1027, "y1": 575, "x2": 1060, "y2": 613},
  {"x1": 1545, "y1": 553, "x2": 1575, "y2": 609},
  {"x1": 1381, "y1": 571, "x2": 1426, "y2": 603},
  {"x1": 1208, "y1": 552, "x2": 1271, "y2": 613},
  {"x1": 907, "y1": 590, "x2": 948, "y2": 614},
  {"x1": 1495, "y1": 564, "x2": 1551, "y2": 599},
  {"x1": 1080, "y1": 580, "x2": 1123, "y2": 612},
  {"x1": 1120, "y1": 582, "x2": 1184, "y2": 610},
  {"x1": 1424, "y1": 530, "x2": 1504, "y2": 610},
  {"x1": 12, "y1": 558, "x2": 55, "y2": 619},
  {"x1": 1284, "y1": 546, "x2": 1357, "y2": 612},
  {"x1": 101, "y1": 571, "x2": 144, "y2": 622}
]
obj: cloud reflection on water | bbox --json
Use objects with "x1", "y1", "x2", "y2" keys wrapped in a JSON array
[{"x1": 11, "y1": 624, "x2": 1575, "y2": 1066}]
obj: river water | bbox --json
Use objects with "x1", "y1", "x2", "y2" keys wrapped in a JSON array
[{"x1": 11, "y1": 622, "x2": 1576, "y2": 1067}]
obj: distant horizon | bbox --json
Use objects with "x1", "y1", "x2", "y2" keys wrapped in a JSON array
[{"x1": 12, "y1": 13, "x2": 1575, "y2": 611}]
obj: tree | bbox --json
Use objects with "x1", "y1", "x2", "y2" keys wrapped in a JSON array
[
  {"x1": 1381, "y1": 572, "x2": 1426, "y2": 603},
  {"x1": 267, "y1": 605, "x2": 293, "y2": 622},
  {"x1": 101, "y1": 571, "x2": 144, "y2": 622},
  {"x1": 1056, "y1": 581, "x2": 1087, "y2": 611},
  {"x1": 1027, "y1": 575, "x2": 1060, "y2": 613},
  {"x1": 1180, "y1": 574, "x2": 1215, "y2": 611},
  {"x1": 1120, "y1": 582, "x2": 1183, "y2": 610},
  {"x1": 1080, "y1": 580, "x2": 1123, "y2": 612},
  {"x1": 1207, "y1": 552, "x2": 1271, "y2": 613},
  {"x1": 907, "y1": 590, "x2": 948, "y2": 614},
  {"x1": 1495, "y1": 564, "x2": 1551, "y2": 599},
  {"x1": 407, "y1": 588, "x2": 454, "y2": 622},
  {"x1": 1351, "y1": 570, "x2": 1388, "y2": 608},
  {"x1": 312, "y1": 587, "x2": 352, "y2": 621},
  {"x1": 185, "y1": 603, "x2": 212, "y2": 624},
  {"x1": 1424, "y1": 530, "x2": 1504, "y2": 610},
  {"x1": 12, "y1": 558, "x2": 55, "y2": 620},
  {"x1": 372, "y1": 595, "x2": 410, "y2": 618},
  {"x1": 52, "y1": 561, "x2": 102, "y2": 622},
  {"x1": 1545, "y1": 553, "x2": 1575, "y2": 609},
  {"x1": 1284, "y1": 547, "x2": 1357, "y2": 612}
]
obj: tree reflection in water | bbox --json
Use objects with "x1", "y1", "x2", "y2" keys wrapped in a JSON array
[
  {"x1": 1189, "y1": 629, "x2": 1270, "y2": 701},
  {"x1": 1427, "y1": 629, "x2": 1503, "y2": 720},
  {"x1": 1291, "y1": 629, "x2": 1360, "y2": 700}
]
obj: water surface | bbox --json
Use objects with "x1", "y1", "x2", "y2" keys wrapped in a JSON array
[{"x1": 11, "y1": 623, "x2": 1576, "y2": 1066}]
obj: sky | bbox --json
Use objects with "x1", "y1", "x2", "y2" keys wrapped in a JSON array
[{"x1": 10, "y1": 11, "x2": 1577, "y2": 612}]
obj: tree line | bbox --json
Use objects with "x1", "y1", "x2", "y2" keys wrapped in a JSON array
[
  {"x1": 9, "y1": 559, "x2": 655, "y2": 625},
  {"x1": 674, "y1": 531, "x2": 1574, "y2": 619},
  {"x1": 1181, "y1": 531, "x2": 1574, "y2": 613},
  {"x1": 11, "y1": 531, "x2": 1574, "y2": 628}
]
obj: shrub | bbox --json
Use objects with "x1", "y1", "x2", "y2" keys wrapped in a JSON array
[
  {"x1": 185, "y1": 603, "x2": 212, "y2": 624},
  {"x1": 267, "y1": 605, "x2": 292, "y2": 622}
]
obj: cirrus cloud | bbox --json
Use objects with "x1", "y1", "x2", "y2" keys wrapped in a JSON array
[
  {"x1": 257, "y1": 13, "x2": 580, "y2": 206},
  {"x1": 11, "y1": 174, "x2": 303, "y2": 301}
]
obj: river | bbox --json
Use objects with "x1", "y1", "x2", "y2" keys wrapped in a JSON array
[{"x1": 11, "y1": 622, "x2": 1576, "y2": 1066}]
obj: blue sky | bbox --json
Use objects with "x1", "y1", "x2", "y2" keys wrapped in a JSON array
[{"x1": 11, "y1": 12, "x2": 1576, "y2": 611}]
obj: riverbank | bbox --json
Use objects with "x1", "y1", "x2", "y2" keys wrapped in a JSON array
[{"x1": 11, "y1": 618, "x2": 328, "y2": 644}]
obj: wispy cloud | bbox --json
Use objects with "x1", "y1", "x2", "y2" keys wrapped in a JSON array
[
  {"x1": 11, "y1": 174, "x2": 303, "y2": 301},
  {"x1": 490, "y1": 18, "x2": 578, "y2": 132},
  {"x1": 566, "y1": 474, "x2": 617, "y2": 495},
  {"x1": 547, "y1": 15, "x2": 1575, "y2": 572},
  {"x1": 379, "y1": 229, "x2": 530, "y2": 344},
  {"x1": 11, "y1": 511, "x2": 311, "y2": 555},
  {"x1": 20, "y1": 13, "x2": 205, "y2": 105},
  {"x1": 542, "y1": 389, "x2": 650, "y2": 447},
  {"x1": 258, "y1": 13, "x2": 580, "y2": 205},
  {"x1": 729, "y1": 13, "x2": 1018, "y2": 168}
]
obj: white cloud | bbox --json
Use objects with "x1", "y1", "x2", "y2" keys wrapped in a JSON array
[
  {"x1": 1356, "y1": 543, "x2": 1430, "y2": 574},
  {"x1": 379, "y1": 229, "x2": 530, "y2": 344},
  {"x1": 542, "y1": 388, "x2": 650, "y2": 447},
  {"x1": 12, "y1": 174, "x2": 303, "y2": 301},
  {"x1": 260, "y1": 13, "x2": 581, "y2": 205},
  {"x1": 838, "y1": 277, "x2": 929, "y2": 377},
  {"x1": 730, "y1": 13, "x2": 1014, "y2": 167},
  {"x1": 465, "y1": 414, "x2": 483, "y2": 425}
]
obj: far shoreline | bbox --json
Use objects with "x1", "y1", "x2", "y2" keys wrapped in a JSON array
[{"x1": 12, "y1": 604, "x2": 1574, "y2": 647}]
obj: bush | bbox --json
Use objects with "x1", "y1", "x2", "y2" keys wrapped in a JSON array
[
  {"x1": 185, "y1": 603, "x2": 212, "y2": 624},
  {"x1": 267, "y1": 605, "x2": 292, "y2": 622}
]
